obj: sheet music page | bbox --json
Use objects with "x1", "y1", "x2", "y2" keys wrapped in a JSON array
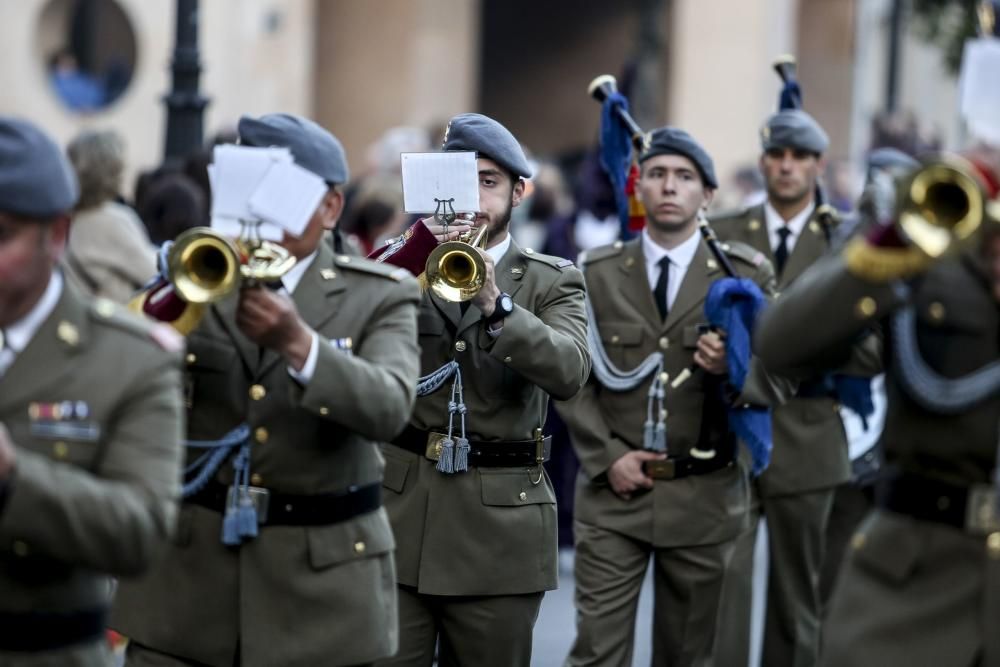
[
  {"x1": 248, "y1": 160, "x2": 328, "y2": 238},
  {"x1": 401, "y1": 151, "x2": 480, "y2": 214},
  {"x1": 959, "y1": 38, "x2": 1000, "y2": 144},
  {"x1": 210, "y1": 145, "x2": 292, "y2": 220},
  {"x1": 210, "y1": 217, "x2": 284, "y2": 242}
]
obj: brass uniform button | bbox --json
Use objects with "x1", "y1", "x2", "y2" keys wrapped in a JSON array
[
  {"x1": 186, "y1": 353, "x2": 197, "y2": 364},
  {"x1": 624, "y1": 257, "x2": 636, "y2": 268},
  {"x1": 249, "y1": 384, "x2": 266, "y2": 401},
  {"x1": 255, "y1": 427, "x2": 269, "y2": 444},
  {"x1": 748, "y1": 219, "x2": 761, "y2": 231},
  {"x1": 707, "y1": 259, "x2": 718, "y2": 270},
  {"x1": 855, "y1": 297, "x2": 877, "y2": 319},
  {"x1": 250, "y1": 473, "x2": 264, "y2": 486},
  {"x1": 850, "y1": 532, "x2": 866, "y2": 551},
  {"x1": 454, "y1": 340, "x2": 467, "y2": 352},
  {"x1": 518, "y1": 491, "x2": 528, "y2": 501},
  {"x1": 928, "y1": 302, "x2": 946, "y2": 322},
  {"x1": 319, "y1": 406, "x2": 330, "y2": 416},
  {"x1": 610, "y1": 335, "x2": 620, "y2": 344},
  {"x1": 503, "y1": 356, "x2": 512, "y2": 363},
  {"x1": 53, "y1": 441, "x2": 69, "y2": 460},
  {"x1": 354, "y1": 541, "x2": 366, "y2": 555},
  {"x1": 658, "y1": 337, "x2": 669, "y2": 350},
  {"x1": 988, "y1": 533, "x2": 1000, "y2": 559}
]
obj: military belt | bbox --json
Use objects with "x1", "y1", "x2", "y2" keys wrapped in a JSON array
[
  {"x1": 883, "y1": 472, "x2": 1000, "y2": 536},
  {"x1": 643, "y1": 452, "x2": 735, "y2": 480},
  {"x1": 0, "y1": 607, "x2": 106, "y2": 651},
  {"x1": 186, "y1": 480, "x2": 381, "y2": 527},
  {"x1": 393, "y1": 426, "x2": 552, "y2": 467}
]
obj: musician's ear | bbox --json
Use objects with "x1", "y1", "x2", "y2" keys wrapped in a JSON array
[
  {"x1": 702, "y1": 188, "x2": 715, "y2": 210},
  {"x1": 320, "y1": 188, "x2": 345, "y2": 230},
  {"x1": 511, "y1": 178, "x2": 526, "y2": 208}
]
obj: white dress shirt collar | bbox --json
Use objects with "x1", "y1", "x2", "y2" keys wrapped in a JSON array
[
  {"x1": 486, "y1": 233, "x2": 512, "y2": 265},
  {"x1": 764, "y1": 200, "x2": 815, "y2": 254},
  {"x1": 280, "y1": 250, "x2": 318, "y2": 295},
  {"x1": 4, "y1": 270, "x2": 63, "y2": 354},
  {"x1": 641, "y1": 226, "x2": 701, "y2": 311}
]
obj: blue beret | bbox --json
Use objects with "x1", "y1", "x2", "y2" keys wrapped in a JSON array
[
  {"x1": 0, "y1": 116, "x2": 78, "y2": 218},
  {"x1": 761, "y1": 109, "x2": 829, "y2": 154},
  {"x1": 442, "y1": 113, "x2": 532, "y2": 179},
  {"x1": 639, "y1": 126, "x2": 718, "y2": 189},
  {"x1": 238, "y1": 113, "x2": 349, "y2": 184}
]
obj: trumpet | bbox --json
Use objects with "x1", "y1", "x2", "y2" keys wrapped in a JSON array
[
  {"x1": 132, "y1": 227, "x2": 296, "y2": 334},
  {"x1": 896, "y1": 160, "x2": 984, "y2": 259},
  {"x1": 424, "y1": 224, "x2": 489, "y2": 302}
]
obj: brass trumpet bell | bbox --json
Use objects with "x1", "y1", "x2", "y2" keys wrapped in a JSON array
[
  {"x1": 167, "y1": 228, "x2": 243, "y2": 304},
  {"x1": 425, "y1": 225, "x2": 489, "y2": 302},
  {"x1": 897, "y1": 160, "x2": 984, "y2": 259}
]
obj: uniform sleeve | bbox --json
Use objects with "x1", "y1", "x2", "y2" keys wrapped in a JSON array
[
  {"x1": 754, "y1": 253, "x2": 899, "y2": 377},
  {"x1": 0, "y1": 351, "x2": 185, "y2": 576},
  {"x1": 298, "y1": 278, "x2": 421, "y2": 442},
  {"x1": 555, "y1": 377, "x2": 630, "y2": 483},
  {"x1": 478, "y1": 267, "x2": 591, "y2": 401}
]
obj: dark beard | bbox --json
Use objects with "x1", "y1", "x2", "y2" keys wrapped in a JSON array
[{"x1": 486, "y1": 195, "x2": 514, "y2": 238}]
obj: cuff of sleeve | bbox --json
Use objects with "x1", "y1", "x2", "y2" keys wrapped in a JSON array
[{"x1": 288, "y1": 331, "x2": 319, "y2": 385}]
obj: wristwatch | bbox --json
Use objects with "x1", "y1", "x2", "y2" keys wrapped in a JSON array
[{"x1": 483, "y1": 292, "x2": 514, "y2": 326}]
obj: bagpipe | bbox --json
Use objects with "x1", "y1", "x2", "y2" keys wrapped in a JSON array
[{"x1": 586, "y1": 73, "x2": 773, "y2": 475}]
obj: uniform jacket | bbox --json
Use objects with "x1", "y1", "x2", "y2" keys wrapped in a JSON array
[
  {"x1": 382, "y1": 239, "x2": 590, "y2": 596},
  {"x1": 0, "y1": 282, "x2": 184, "y2": 667},
  {"x1": 712, "y1": 204, "x2": 881, "y2": 496},
  {"x1": 111, "y1": 242, "x2": 422, "y2": 667},
  {"x1": 556, "y1": 236, "x2": 792, "y2": 549}
]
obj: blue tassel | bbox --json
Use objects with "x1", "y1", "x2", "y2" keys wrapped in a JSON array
[
  {"x1": 454, "y1": 437, "x2": 470, "y2": 472},
  {"x1": 436, "y1": 437, "x2": 455, "y2": 474},
  {"x1": 642, "y1": 419, "x2": 655, "y2": 450},
  {"x1": 651, "y1": 423, "x2": 667, "y2": 453},
  {"x1": 237, "y1": 500, "x2": 258, "y2": 539},
  {"x1": 222, "y1": 509, "x2": 241, "y2": 546}
]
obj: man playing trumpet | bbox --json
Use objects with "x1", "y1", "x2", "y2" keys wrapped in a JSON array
[{"x1": 377, "y1": 113, "x2": 590, "y2": 667}]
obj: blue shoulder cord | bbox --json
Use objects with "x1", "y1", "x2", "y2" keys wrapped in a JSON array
[{"x1": 182, "y1": 423, "x2": 255, "y2": 546}]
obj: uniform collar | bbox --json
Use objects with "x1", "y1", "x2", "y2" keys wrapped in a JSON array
[
  {"x1": 486, "y1": 232, "x2": 512, "y2": 265},
  {"x1": 641, "y1": 225, "x2": 700, "y2": 271},
  {"x1": 4, "y1": 270, "x2": 63, "y2": 353},
  {"x1": 764, "y1": 199, "x2": 815, "y2": 251},
  {"x1": 281, "y1": 250, "x2": 318, "y2": 295}
]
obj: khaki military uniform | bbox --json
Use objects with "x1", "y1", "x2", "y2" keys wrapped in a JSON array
[
  {"x1": 379, "y1": 240, "x2": 589, "y2": 667},
  {"x1": 557, "y1": 236, "x2": 791, "y2": 667},
  {"x1": 0, "y1": 281, "x2": 185, "y2": 667},
  {"x1": 753, "y1": 246, "x2": 1000, "y2": 667},
  {"x1": 710, "y1": 205, "x2": 880, "y2": 666},
  {"x1": 111, "y1": 242, "x2": 422, "y2": 667}
]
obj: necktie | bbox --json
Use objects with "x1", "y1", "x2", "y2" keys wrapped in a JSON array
[
  {"x1": 774, "y1": 227, "x2": 792, "y2": 277},
  {"x1": 653, "y1": 256, "x2": 671, "y2": 320}
]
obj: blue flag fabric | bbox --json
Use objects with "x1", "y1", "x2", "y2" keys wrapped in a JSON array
[
  {"x1": 833, "y1": 374, "x2": 875, "y2": 429},
  {"x1": 705, "y1": 277, "x2": 772, "y2": 475},
  {"x1": 598, "y1": 90, "x2": 636, "y2": 239}
]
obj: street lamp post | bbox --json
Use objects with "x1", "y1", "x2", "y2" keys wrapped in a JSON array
[{"x1": 164, "y1": 0, "x2": 209, "y2": 162}]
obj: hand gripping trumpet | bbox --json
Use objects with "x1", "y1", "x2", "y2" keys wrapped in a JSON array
[{"x1": 131, "y1": 226, "x2": 297, "y2": 335}]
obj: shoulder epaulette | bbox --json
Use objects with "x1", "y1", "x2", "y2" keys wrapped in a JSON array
[
  {"x1": 577, "y1": 240, "x2": 626, "y2": 266},
  {"x1": 720, "y1": 240, "x2": 768, "y2": 269},
  {"x1": 89, "y1": 298, "x2": 184, "y2": 353},
  {"x1": 521, "y1": 248, "x2": 576, "y2": 271},
  {"x1": 334, "y1": 255, "x2": 411, "y2": 282}
]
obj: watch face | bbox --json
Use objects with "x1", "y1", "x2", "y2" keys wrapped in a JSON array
[{"x1": 500, "y1": 295, "x2": 513, "y2": 312}]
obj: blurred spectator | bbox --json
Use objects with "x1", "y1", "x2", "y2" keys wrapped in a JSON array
[
  {"x1": 339, "y1": 173, "x2": 408, "y2": 255},
  {"x1": 729, "y1": 164, "x2": 767, "y2": 209},
  {"x1": 826, "y1": 159, "x2": 860, "y2": 213},
  {"x1": 49, "y1": 50, "x2": 105, "y2": 112},
  {"x1": 137, "y1": 171, "x2": 207, "y2": 246},
  {"x1": 543, "y1": 151, "x2": 619, "y2": 260},
  {"x1": 870, "y1": 110, "x2": 942, "y2": 156},
  {"x1": 510, "y1": 160, "x2": 573, "y2": 251},
  {"x1": 63, "y1": 129, "x2": 156, "y2": 303}
]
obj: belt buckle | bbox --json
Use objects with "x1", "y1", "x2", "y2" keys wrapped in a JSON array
[
  {"x1": 425, "y1": 433, "x2": 445, "y2": 462},
  {"x1": 226, "y1": 485, "x2": 271, "y2": 524},
  {"x1": 645, "y1": 459, "x2": 676, "y2": 480},
  {"x1": 965, "y1": 484, "x2": 1000, "y2": 535}
]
